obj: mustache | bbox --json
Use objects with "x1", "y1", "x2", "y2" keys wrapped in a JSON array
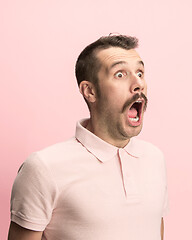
[{"x1": 122, "y1": 92, "x2": 148, "y2": 113}]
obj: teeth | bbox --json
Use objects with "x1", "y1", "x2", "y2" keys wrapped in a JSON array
[
  {"x1": 129, "y1": 116, "x2": 139, "y2": 122},
  {"x1": 136, "y1": 100, "x2": 142, "y2": 103}
]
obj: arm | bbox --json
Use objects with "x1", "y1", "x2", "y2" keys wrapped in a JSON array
[
  {"x1": 161, "y1": 217, "x2": 164, "y2": 240},
  {"x1": 8, "y1": 221, "x2": 43, "y2": 240}
]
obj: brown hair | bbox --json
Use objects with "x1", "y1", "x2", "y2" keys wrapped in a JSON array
[{"x1": 75, "y1": 35, "x2": 139, "y2": 90}]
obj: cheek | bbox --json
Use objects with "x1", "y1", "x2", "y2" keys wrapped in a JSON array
[
  {"x1": 98, "y1": 81, "x2": 129, "y2": 108},
  {"x1": 103, "y1": 83, "x2": 127, "y2": 99},
  {"x1": 105, "y1": 89, "x2": 126, "y2": 106}
]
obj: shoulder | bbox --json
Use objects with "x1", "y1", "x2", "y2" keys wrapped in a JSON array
[
  {"x1": 37, "y1": 137, "x2": 81, "y2": 159},
  {"x1": 23, "y1": 137, "x2": 83, "y2": 172},
  {"x1": 131, "y1": 138, "x2": 167, "y2": 176},
  {"x1": 132, "y1": 138, "x2": 164, "y2": 159}
]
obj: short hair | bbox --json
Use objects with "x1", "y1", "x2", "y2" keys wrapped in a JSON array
[{"x1": 75, "y1": 35, "x2": 139, "y2": 89}]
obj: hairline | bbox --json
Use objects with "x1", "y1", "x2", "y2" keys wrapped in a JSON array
[
  {"x1": 75, "y1": 35, "x2": 139, "y2": 110},
  {"x1": 93, "y1": 45, "x2": 139, "y2": 75},
  {"x1": 94, "y1": 46, "x2": 142, "y2": 80}
]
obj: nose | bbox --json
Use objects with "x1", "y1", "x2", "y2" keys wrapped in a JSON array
[{"x1": 130, "y1": 74, "x2": 145, "y2": 94}]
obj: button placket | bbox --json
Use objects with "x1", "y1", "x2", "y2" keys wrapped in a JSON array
[
  {"x1": 117, "y1": 148, "x2": 128, "y2": 197},
  {"x1": 118, "y1": 148, "x2": 141, "y2": 202}
]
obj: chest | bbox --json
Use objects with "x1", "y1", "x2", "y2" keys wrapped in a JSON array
[{"x1": 44, "y1": 155, "x2": 165, "y2": 240}]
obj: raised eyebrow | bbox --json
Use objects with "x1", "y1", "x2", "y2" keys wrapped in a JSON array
[
  {"x1": 138, "y1": 60, "x2": 144, "y2": 67},
  {"x1": 109, "y1": 61, "x2": 128, "y2": 70},
  {"x1": 107, "y1": 60, "x2": 144, "y2": 74},
  {"x1": 110, "y1": 60, "x2": 144, "y2": 70}
]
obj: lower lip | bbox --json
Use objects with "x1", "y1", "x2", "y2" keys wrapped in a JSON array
[{"x1": 126, "y1": 113, "x2": 142, "y2": 127}]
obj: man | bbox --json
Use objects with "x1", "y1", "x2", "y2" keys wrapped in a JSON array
[{"x1": 8, "y1": 35, "x2": 169, "y2": 240}]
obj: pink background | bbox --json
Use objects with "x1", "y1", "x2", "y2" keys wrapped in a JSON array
[{"x1": 1, "y1": 0, "x2": 191, "y2": 239}]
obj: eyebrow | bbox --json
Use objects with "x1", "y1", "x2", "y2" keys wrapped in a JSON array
[
  {"x1": 109, "y1": 61, "x2": 127, "y2": 70},
  {"x1": 109, "y1": 60, "x2": 144, "y2": 70},
  {"x1": 138, "y1": 60, "x2": 144, "y2": 67}
]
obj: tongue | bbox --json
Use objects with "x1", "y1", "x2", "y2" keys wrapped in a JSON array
[{"x1": 128, "y1": 107, "x2": 137, "y2": 118}]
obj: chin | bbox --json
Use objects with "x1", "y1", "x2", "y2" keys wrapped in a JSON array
[
  {"x1": 126, "y1": 124, "x2": 143, "y2": 139},
  {"x1": 117, "y1": 119, "x2": 143, "y2": 140}
]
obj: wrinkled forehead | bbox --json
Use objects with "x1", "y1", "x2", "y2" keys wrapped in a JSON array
[{"x1": 96, "y1": 47, "x2": 143, "y2": 72}]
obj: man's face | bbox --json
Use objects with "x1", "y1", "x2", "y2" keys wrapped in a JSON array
[{"x1": 94, "y1": 47, "x2": 147, "y2": 142}]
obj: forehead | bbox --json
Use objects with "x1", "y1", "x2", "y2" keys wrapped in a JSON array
[{"x1": 96, "y1": 47, "x2": 143, "y2": 71}]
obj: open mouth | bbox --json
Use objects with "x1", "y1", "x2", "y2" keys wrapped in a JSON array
[{"x1": 127, "y1": 99, "x2": 144, "y2": 126}]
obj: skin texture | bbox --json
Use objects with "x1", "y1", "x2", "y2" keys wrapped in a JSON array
[
  {"x1": 80, "y1": 47, "x2": 147, "y2": 148},
  {"x1": 8, "y1": 47, "x2": 164, "y2": 239},
  {"x1": 161, "y1": 217, "x2": 164, "y2": 240},
  {"x1": 80, "y1": 47, "x2": 164, "y2": 239},
  {"x1": 8, "y1": 221, "x2": 43, "y2": 240}
]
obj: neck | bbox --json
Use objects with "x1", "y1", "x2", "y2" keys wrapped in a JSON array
[{"x1": 86, "y1": 117, "x2": 130, "y2": 148}]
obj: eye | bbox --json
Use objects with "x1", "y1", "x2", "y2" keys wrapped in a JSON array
[
  {"x1": 137, "y1": 71, "x2": 143, "y2": 78},
  {"x1": 114, "y1": 71, "x2": 126, "y2": 79}
]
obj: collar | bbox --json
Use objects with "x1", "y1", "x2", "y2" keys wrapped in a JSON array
[{"x1": 75, "y1": 119, "x2": 139, "y2": 163}]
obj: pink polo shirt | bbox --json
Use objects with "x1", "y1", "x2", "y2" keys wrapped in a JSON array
[{"x1": 11, "y1": 119, "x2": 169, "y2": 240}]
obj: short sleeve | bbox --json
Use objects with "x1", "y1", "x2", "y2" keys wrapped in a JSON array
[{"x1": 10, "y1": 152, "x2": 59, "y2": 231}]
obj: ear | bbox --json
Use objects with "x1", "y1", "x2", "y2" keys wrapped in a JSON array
[{"x1": 79, "y1": 81, "x2": 97, "y2": 103}]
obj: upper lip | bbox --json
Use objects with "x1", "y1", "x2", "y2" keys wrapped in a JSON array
[
  {"x1": 129, "y1": 98, "x2": 144, "y2": 106},
  {"x1": 129, "y1": 98, "x2": 145, "y2": 117}
]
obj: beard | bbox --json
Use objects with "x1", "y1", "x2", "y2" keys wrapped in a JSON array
[
  {"x1": 122, "y1": 92, "x2": 148, "y2": 113},
  {"x1": 95, "y1": 92, "x2": 148, "y2": 141}
]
